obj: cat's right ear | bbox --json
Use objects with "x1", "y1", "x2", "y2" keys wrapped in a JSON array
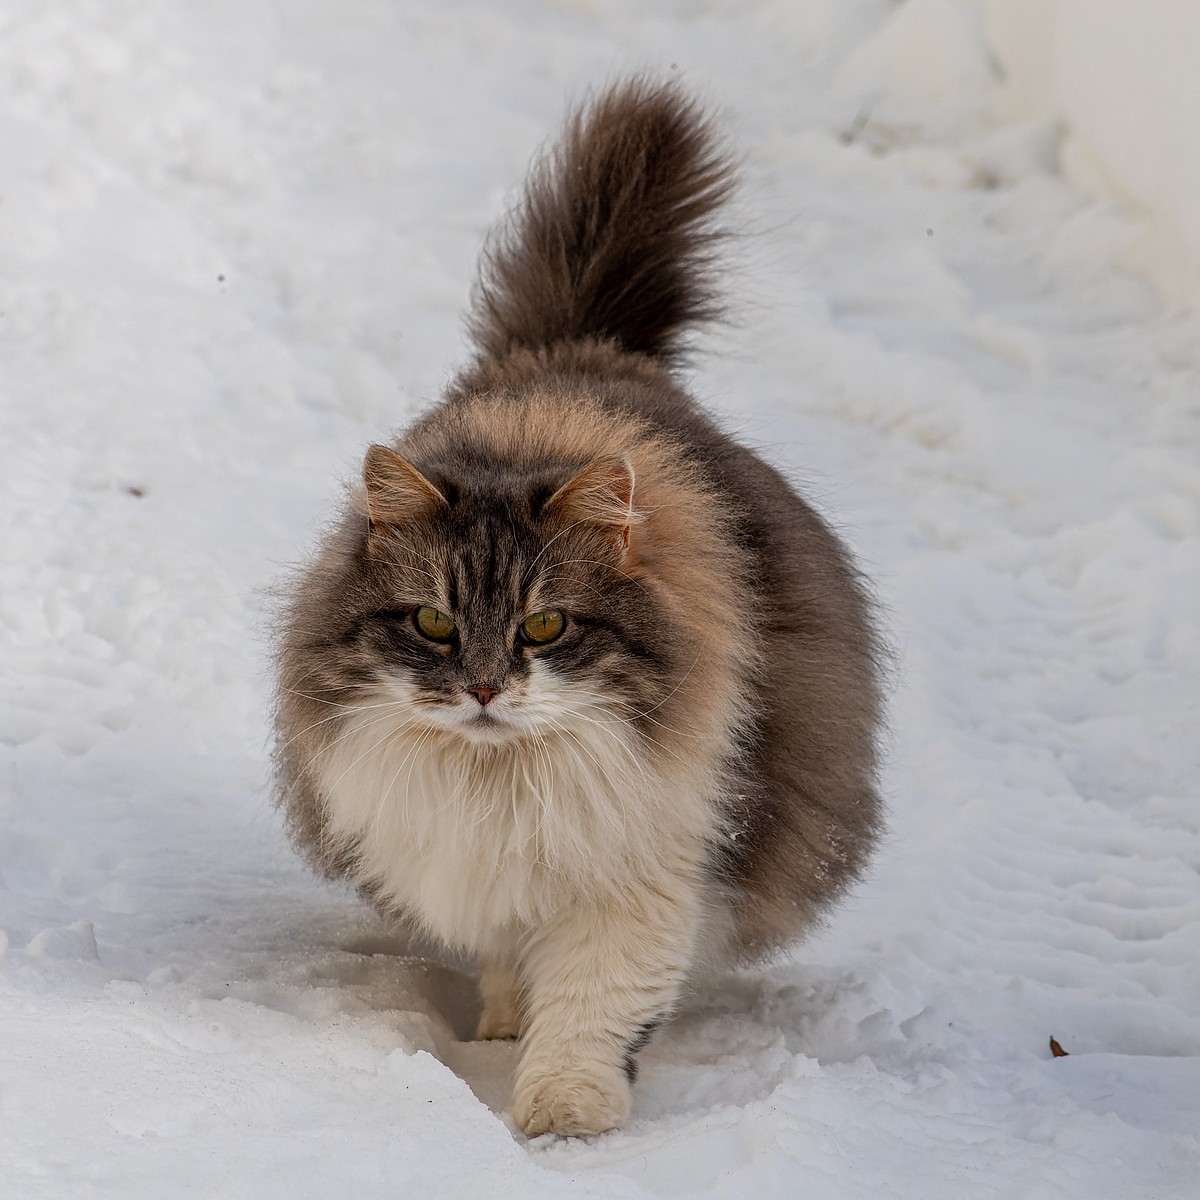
[
  {"x1": 545, "y1": 454, "x2": 640, "y2": 558},
  {"x1": 362, "y1": 445, "x2": 447, "y2": 530}
]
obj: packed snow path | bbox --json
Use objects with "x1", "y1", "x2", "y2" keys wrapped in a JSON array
[{"x1": 2, "y1": 2, "x2": 1198, "y2": 1197}]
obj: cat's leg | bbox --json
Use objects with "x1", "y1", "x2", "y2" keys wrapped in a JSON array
[
  {"x1": 475, "y1": 959, "x2": 527, "y2": 1040},
  {"x1": 511, "y1": 886, "x2": 698, "y2": 1137}
]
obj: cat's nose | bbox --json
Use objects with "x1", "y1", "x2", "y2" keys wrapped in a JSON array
[{"x1": 467, "y1": 685, "x2": 500, "y2": 706}]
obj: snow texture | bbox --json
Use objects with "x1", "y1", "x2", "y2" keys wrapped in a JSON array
[
  {"x1": 2, "y1": 2, "x2": 1198, "y2": 1197},
  {"x1": 982, "y1": 0, "x2": 1200, "y2": 297}
]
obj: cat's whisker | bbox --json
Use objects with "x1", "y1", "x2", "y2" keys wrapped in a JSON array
[
  {"x1": 319, "y1": 725, "x2": 424, "y2": 828},
  {"x1": 616, "y1": 653, "x2": 703, "y2": 719},
  {"x1": 519, "y1": 730, "x2": 551, "y2": 862},
  {"x1": 570, "y1": 689, "x2": 704, "y2": 743},
  {"x1": 307, "y1": 712, "x2": 406, "y2": 773},
  {"x1": 575, "y1": 728, "x2": 666, "y2": 801},
  {"x1": 530, "y1": 740, "x2": 562, "y2": 874},
  {"x1": 369, "y1": 537, "x2": 445, "y2": 581},
  {"x1": 320, "y1": 711, "x2": 428, "y2": 814},
  {"x1": 367, "y1": 562, "x2": 442, "y2": 588},
  {"x1": 394, "y1": 725, "x2": 441, "y2": 831},
  {"x1": 519, "y1": 516, "x2": 595, "y2": 586},
  {"x1": 504, "y1": 752, "x2": 523, "y2": 837},
  {"x1": 273, "y1": 709, "x2": 372, "y2": 761},
  {"x1": 314, "y1": 704, "x2": 421, "y2": 753},
  {"x1": 527, "y1": 571, "x2": 611, "y2": 602},
  {"x1": 275, "y1": 682, "x2": 373, "y2": 709},
  {"x1": 562, "y1": 703, "x2": 699, "y2": 777},
  {"x1": 552, "y1": 726, "x2": 634, "y2": 839},
  {"x1": 375, "y1": 732, "x2": 422, "y2": 832},
  {"x1": 541, "y1": 558, "x2": 652, "y2": 596},
  {"x1": 272, "y1": 697, "x2": 418, "y2": 759},
  {"x1": 461, "y1": 747, "x2": 503, "y2": 832}
]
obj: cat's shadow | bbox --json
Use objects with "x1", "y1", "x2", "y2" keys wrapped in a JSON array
[
  {"x1": 338, "y1": 927, "x2": 483, "y2": 1040},
  {"x1": 325, "y1": 926, "x2": 520, "y2": 1119}
]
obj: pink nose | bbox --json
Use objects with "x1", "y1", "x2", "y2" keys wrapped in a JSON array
[{"x1": 467, "y1": 686, "x2": 499, "y2": 706}]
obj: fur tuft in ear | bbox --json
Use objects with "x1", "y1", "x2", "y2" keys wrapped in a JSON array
[
  {"x1": 545, "y1": 454, "x2": 640, "y2": 552},
  {"x1": 363, "y1": 445, "x2": 447, "y2": 526}
]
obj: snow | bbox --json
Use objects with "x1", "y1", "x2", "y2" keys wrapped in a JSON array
[
  {"x1": 981, "y1": 0, "x2": 1200, "y2": 294},
  {"x1": 2, "y1": 1, "x2": 1198, "y2": 1197}
]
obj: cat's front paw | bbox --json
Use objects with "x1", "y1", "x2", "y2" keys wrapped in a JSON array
[
  {"x1": 475, "y1": 963, "x2": 526, "y2": 1040},
  {"x1": 474, "y1": 1001, "x2": 523, "y2": 1040},
  {"x1": 512, "y1": 1066, "x2": 630, "y2": 1137}
]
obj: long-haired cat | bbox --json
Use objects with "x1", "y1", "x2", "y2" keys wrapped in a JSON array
[{"x1": 274, "y1": 78, "x2": 882, "y2": 1138}]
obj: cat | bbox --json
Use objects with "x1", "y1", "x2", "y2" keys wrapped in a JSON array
[{"x1": 273, "y1": 77, "x2": 883, "y2": 1138}]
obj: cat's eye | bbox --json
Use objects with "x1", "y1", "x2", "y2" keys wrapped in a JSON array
[
  {"x1": 520, "y1": 609, "x2": 566, "y2": 645},
  {"x1": 414, "y1": 606, "x2": 456, "y2": 642}
]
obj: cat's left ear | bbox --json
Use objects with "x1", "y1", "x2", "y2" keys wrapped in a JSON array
[
  {"x1": 362, "y1": 445, "x2": 447, "y2": 528},
  {"x1": 545, "y1": 454, "x2": 640, "y2": 556}
]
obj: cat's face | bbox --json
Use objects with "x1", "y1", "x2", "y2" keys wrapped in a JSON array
[{"x1": 334, "y1": 447, "x2": 673, "y2": 746}]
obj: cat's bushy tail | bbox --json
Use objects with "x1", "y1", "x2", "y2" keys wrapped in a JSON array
[{"x1": 467, "y1": 78, "x2": 735, "y2": 367}]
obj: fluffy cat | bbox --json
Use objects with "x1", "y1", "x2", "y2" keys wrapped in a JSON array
[{"x1": 274, "y1": 78, "x2": 883, "y2": 1138}]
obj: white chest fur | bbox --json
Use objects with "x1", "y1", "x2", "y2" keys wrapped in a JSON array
[{"x1": 314, "y1": 704, "x2": 716, "y2": 954}]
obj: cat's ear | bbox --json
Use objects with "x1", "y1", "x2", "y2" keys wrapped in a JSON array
[
  {"x1": 545, "y1": 454, "x2": 640, "y2": 555},
  {"x1": 362, "y1": 445, "x2": 447, "y2": 527}
]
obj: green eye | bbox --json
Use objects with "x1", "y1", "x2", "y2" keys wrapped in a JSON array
[
  {"x1": 520, "y1": 609, "x2": 566, "y2": 645},
  {"x1": 414, "y1": 606, "x2": 456, "y2": 642}
]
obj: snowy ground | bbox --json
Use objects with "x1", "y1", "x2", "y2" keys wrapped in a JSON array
[{"x1": 3, "y1": 2, "x2": 1198, "y2": 1197}]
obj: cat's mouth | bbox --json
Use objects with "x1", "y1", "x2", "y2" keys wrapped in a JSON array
[
  {"x1": 423, "y1": 695, "x2": 531, "y2": 745},
  {"x1": 460, "y1": 708, "x2": 522, "y2": 744},
  {"x1": 380, "y1": 679, "x2": 538, "y2": 745}
]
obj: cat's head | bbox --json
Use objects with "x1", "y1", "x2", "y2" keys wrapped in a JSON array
[{"x1": 318, "y1": 443, "x2": 678, "y2": 746}]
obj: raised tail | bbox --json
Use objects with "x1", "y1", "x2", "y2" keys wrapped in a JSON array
[{"x1": 467, "y1": 78, "x2": 735, "y2": 368}]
